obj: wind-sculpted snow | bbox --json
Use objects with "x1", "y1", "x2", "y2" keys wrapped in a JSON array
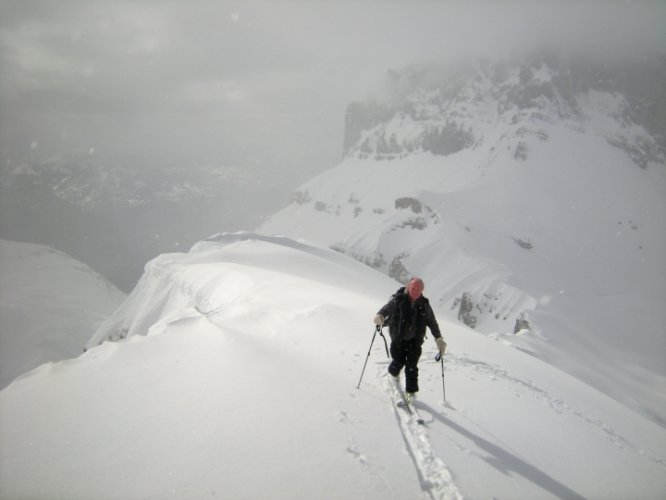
[
  {"x1": 87, "y1": 231, "x2": 396, "y2": 348},
  {"x1": 2, "y1": 235, "x2": 666, "y2": 499}
]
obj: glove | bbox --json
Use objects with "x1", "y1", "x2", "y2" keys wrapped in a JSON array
[
  {"x1": 436, "y1": 337, "x2": 447, "y2": 355},
  {"x1": 373, "y1": 314, "x2": 385, "y2": 326}
]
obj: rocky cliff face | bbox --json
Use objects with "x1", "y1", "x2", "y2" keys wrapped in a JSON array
[{"x1": 343, "y1": 53, "x2": 665, "y2": 169}]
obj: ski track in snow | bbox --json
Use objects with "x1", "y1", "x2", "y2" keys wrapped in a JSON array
[
  {"x1": 443, "y1": 353, "x2": 666, "y2": 469},
  {"x1": 385, "y1": 375, "x2": 464, "y2": 500},
  {"x1": 340, "y1": 351, "x2": 666, "y2": 500}
]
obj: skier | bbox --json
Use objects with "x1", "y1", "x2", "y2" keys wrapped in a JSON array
[{"x1": 374, "y1": 277, "x2": 447, "y2": 402}]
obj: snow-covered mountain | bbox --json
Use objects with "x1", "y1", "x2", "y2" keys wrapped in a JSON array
[
  {"x1": 2, "y1": 152, "x2": 249, "y2": 213},
  {"x1": 0, "y1": 239, "x2": 125, "y2": 389},
  {"x1": 258, "y1": 54, "x2": 666, "y2": 426},
  {"x1": 2, "y1": 232, "x2": 665, "y2": 499},
  {"x1": 0, "y1": 152, "x2": 289, "y2": 291}
]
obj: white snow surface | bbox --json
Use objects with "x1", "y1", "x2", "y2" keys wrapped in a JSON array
[
  {"x1": 2, "y1": 232, "x2": 665, "y2": 499},
  {"x1": 0, "y1": 239, "x2": 125, "y2": 389},
  {"x1": 258, "y1": 94, "x2": 666, "y2": 426}
]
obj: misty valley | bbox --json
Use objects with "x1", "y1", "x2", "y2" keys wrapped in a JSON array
[{"x1": 0, "y1": 155, "x2": 292, "y2": 292}]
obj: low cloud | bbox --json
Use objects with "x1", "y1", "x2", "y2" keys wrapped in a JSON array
[{"x1": 1, "y1": 0, "x2": 664, "y2": 169}]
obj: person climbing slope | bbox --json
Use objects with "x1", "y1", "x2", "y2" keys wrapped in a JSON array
[{"x1": 374, "y1": 277, "x2": 447, "y2": 402}]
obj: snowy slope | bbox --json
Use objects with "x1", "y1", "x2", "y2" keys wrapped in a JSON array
[
  {"x1": 258, "y1": 58, "x2": 666, "y2": 426},
  {"x1": 2, "y1": 232, "x2": 665, "y2": 499},
  {"x1": 0, "y1": 239, "x2": 125, "y2": 389}
]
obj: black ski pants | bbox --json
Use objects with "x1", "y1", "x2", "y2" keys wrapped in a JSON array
[{"x1": 388, "y1": 338, "x2": 422, "y2": 393}]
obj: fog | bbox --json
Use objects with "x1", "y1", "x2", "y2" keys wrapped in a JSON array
[
  {"x1": 2, "y1": 1, "x2": 664, "y2": 171},
  {"x1": 1, "y1": 0, "x2": 664, "y2": 290}
]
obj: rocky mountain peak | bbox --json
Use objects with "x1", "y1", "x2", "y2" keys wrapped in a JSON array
[{"x1": 343, "y1": 53, "x2": 665, "y2": 170}]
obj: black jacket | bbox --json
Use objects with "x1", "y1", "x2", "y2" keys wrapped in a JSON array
[{"x1": 378, "y1": 287, "x2": 441, "y2": 344}]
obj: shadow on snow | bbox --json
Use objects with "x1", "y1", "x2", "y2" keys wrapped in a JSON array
[{"x1": 417, "y1": 401, "x2": 586, "y2": 500}]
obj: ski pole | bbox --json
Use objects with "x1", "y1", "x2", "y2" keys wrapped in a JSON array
[
  {"x1": 378, "y1": 327, "x2": 389, "y2": 358},
  {"x1": 441, "y1": 354, "x2": 446, "y2": 402},
  {"x1": 356, "y1": 325, "x2": 380, "y2": 389}
]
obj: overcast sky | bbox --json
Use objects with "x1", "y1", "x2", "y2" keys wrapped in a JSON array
[{"x1": 1, "y1": 0, "x2": 664, "y2": 177}]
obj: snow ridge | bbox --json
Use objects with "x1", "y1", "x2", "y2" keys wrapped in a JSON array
[{"x1": 3, "y1": 233, "x2": 666, "y2": 499}]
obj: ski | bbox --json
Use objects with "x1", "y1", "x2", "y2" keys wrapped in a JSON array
[
  {"x1": 396, "y1": 401, "x2": 425, "y2": 425},
  {"x1": 389, "y1": 376, "x2": 425, "y2": 425}
]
